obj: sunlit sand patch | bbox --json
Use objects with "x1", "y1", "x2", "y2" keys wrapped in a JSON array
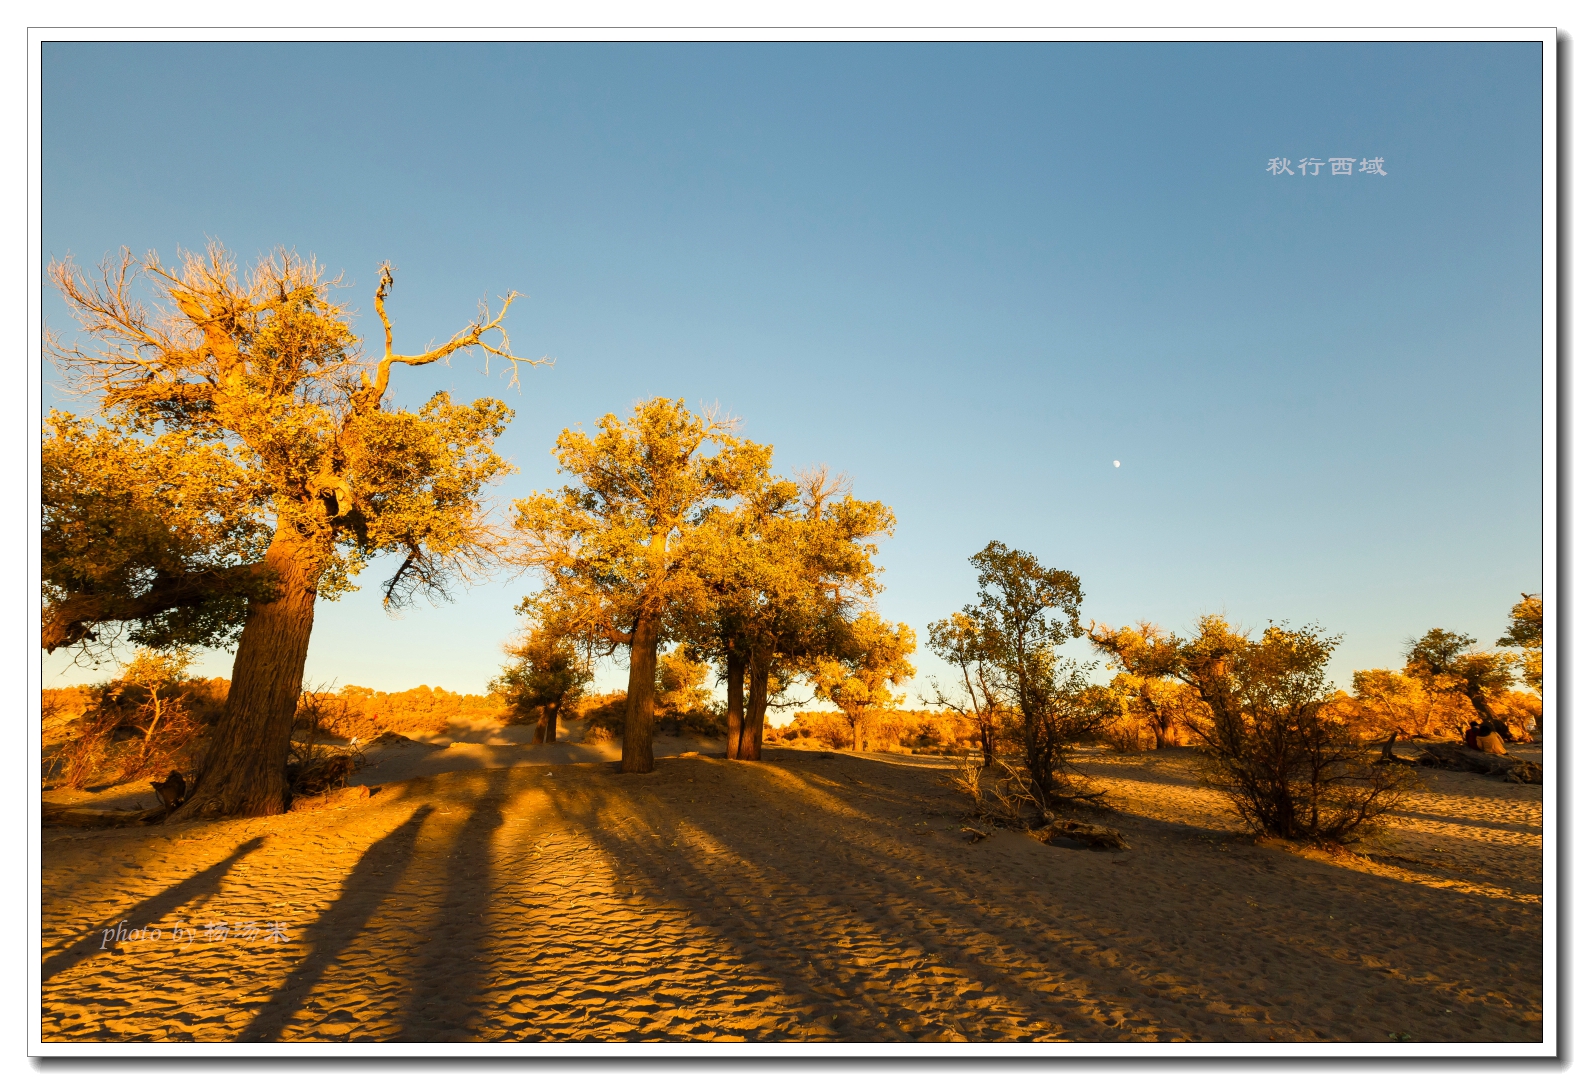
[{"x1": 42, "y1": 746, "x2": 1543, "y2": 1044}]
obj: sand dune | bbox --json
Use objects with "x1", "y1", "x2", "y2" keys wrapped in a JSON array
[{"x1": 39, "y1": 740, "x2": 1543, "y2": 1043}]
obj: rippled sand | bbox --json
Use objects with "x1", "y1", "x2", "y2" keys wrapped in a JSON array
[{"x1": 39, "y1": 742, "x2": 1543, "y2": 1043}]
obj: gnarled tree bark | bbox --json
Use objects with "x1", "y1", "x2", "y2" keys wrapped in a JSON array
[{"x1": 169, "y1": 528, "x2": 319, "y2": 821}]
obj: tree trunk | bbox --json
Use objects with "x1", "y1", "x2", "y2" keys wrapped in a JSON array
[
  {"x1": 622, "y1": 610, "x2": 659, "y2": 773},
  {"x1": 724, "y1": 648, "x2": 746, "y2": 759},
  {"x1": 544, "y1": 702, "x2": 558, "y2": 744},
  {"x1": 1150, "y1": 718, "x2": 1171, "y2": 750},
  {"x1": 740, "y1": 648, "x2": 770, "y2": 761},
  {"x1": 170, "y1": 528, "x2": 318, "y2": 821}
]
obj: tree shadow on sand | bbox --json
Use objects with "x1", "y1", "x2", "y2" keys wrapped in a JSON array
[
  {"x1": 521, "y1": 753, "x2": 1541, "y2": 1042},
  {"x1": 43, "y1": 835, "x2": 266, "y2": 984},
  {"x1": 389, "y1": 769, "x2": 511, "y2": 1040},
  {"x1": 239, "y1": 805, "x2": 434, "y2": 1041}
]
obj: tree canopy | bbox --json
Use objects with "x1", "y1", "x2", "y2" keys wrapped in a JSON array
[
  {"x1": 46, "y1": 244, "x2": 534, "y2": 818},
  {"x1": 512, "y1": 397, "x2": 771, "y2": 772}
]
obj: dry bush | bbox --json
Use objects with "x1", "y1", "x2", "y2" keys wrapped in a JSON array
[
  {"x1": 47, "y1": 654, "x2": 212, "y2": 789},
  {"x1": 43, "y1": 685, "x2": 95, "y2": 726},
  {"x1": 1184, "y1": 622, "x2": 1420, "y2": 843},
  {"x1": 1101, "y1": 714, "x2": 1153, "y2": 754},
  {"x1": 572, "y1": 692, "x2": 627, "y2": 743},
  {"x1": 339, "y1": 684, "x2": 504, "y2": 737},
  {"x1": 940, "y1": 753, "x2": 1092, "y2": 828},
  {"x1": 789, "y1": 711, "x2": 853, "y2": 749},
  {"x1": 288, "y1": 684, "x2": 505, "y2": 741}
]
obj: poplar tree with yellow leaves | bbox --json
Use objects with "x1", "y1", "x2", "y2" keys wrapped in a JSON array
[
  {"x1": 511, "y1": 398, "x2": 771, "y2": 772},
  {"x1": 45, "y1": 245, "x2": 537, "y2": 818},
  {"x1": 812, "y1": 611, "x2": 917, "y2": 752},
  {"x1": 685, "y1": 468, "x2": 896, "y2": 760}
]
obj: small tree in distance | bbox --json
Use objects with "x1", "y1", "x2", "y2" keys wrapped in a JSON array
[
  {"x1": 812, "y1": 611, "x2": 916, "y2": 752},
  {"x1": 654, "y1": 647, "x2": 715, "y2": 736},
  {"x1": 960, "y1": 542, "x2": 1111, "y2": 806},
  {"x1": 925, "y1": 612, "x2": 1004, "y2": 766},
  {"x1": 1496, "y1": 593, "x2": 1543, "y2": 697},
  {"x1": 1089, "y1": 621, "x2": 1201, "y2": 750},
  {"x1": 1405, "y1": 629, "x2": 1520, "y2": 738},
  {"x1": 492, "y1": 626, "x2": 592, "y2": 743}
]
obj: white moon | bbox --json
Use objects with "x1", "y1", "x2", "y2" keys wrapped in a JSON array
[{"x1": 1113, "y1": 460, "x2": 1121, "y2": 468}]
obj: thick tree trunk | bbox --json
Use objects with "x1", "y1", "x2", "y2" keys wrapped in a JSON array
[
  {"x1": 740, "y1": 648, "x2": 770, "y2": 761},
  {"x1": 724, "y1": 648, "x2": 746, "y2": 759},
  {"x1": 170, "y1": 529, "x2": 318, "y2": 821},
  {"x1": 622, "y1": 610, "x2": 660, "y2": 773},
  {"x1": 544, "y1": 702, "x2": 558, "y2": 744}
]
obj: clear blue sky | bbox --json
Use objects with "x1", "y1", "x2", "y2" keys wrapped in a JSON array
[{"x1": 42, "y1": 41, "x2": 1543, "y2": 706}]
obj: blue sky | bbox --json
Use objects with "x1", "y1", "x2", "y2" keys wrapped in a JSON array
[{"x1": 42, "y1": 41, "x2": 1543, "y2": 707}]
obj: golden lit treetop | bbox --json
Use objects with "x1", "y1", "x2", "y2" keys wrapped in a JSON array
[
  {"x1": 44, "y1": 243, "x2": 539, "y2": 655},
  {"x1": 512, "y1": 397, "x2": 774, "y2": 649}
]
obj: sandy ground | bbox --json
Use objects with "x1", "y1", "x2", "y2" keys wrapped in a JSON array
[{"x1": 39, "y1": 736, "x2": 1543, "y2": 1044}]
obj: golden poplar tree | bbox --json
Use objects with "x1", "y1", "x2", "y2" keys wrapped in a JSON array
[
  {"x1": 684, "y1": 468, "x2": 896, "y2": 760},
  {"x1": 512, "y1": 398, "x2": 770, "y2": 772},
  {"x1": 45, "y1": 245, "x2": 537, "y2": 818}
]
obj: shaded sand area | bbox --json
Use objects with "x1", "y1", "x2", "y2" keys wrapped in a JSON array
[{"x1": 40, "y1": 742, "x2": 1542, "y2": 1043}]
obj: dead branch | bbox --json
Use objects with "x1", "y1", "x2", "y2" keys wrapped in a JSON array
[{"x1": 366, "y1": 264, "x2": 548, "y2": 399}]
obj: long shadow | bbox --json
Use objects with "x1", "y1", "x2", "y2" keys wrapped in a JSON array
[
  {"x1": 532, "y1": 761, "x2": 1099, "y2": 1040},
  {"x1": 391, "y1": 769, "x2": 511, "y2": 1040},
  {"x1": 539, "y1": 754, "x2": 1543, "y2": 1042},
  {"x1": 239, "y1": 805, "x2": 434, "y2": 1041},
  {"x1": 1391, "y1": 808, "x2": 1543, "y2": 835},
  {"x1": 42, "y1": 836, "x2": 265, "y2": 983}
]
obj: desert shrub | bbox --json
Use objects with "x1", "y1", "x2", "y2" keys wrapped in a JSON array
[
  {"x1": 287, "y1": 725, "x2": 365, "y2": 795},
  {"x1": 941, "y1": 753, "x2": 1067, "y2": 827},
  {"x1": 573, "y1": 692, "x2": 627, "y2": 743},
  {"x1": 43, "y1": 685, "x2": 95, "y2": 726},
  {"x1": 1101, "y1": 714, "x2": 1153, "y2": 754},
  {"x1": 295, "y1": 685, "x2": 505, "y2": 740},
  {"x1": 47, "y1": 650, "x2": 210, "y2": 788},
  {"x1": 1179, "y1": 618, "x2": 1418, "y2": 843},
  {"x1": 791, "y1": 710, "x2": 853, "y2": 749}
]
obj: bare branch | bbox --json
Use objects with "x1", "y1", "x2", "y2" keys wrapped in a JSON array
[{"x1": 367, "y1": 265, "x2": 549, "y2": 400}]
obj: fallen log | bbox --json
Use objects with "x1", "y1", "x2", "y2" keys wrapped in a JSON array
[
  {"x1": 1038, "y1": 820, "x2": 1130, "y2": 850},
  {"x1": 42, "y1": 802, "x2": 162, "y2": 828},
  {"x1": 1416, "y1": 741, "x2": 1542, "y2": 785}
]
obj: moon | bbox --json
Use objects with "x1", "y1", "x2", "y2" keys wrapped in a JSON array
[{"x1": 1113, "y1": 460, "x2": 1121, "y2": 468}]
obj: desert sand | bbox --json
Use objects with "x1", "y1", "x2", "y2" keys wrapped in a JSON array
[{"x1": 39, "y1": 731, "x2": 1543, "y2": 1044}]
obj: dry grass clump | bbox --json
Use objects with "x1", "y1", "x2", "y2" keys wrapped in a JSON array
[{"x1": 942, "y1": 752, "x2": 1103, "y2": 830}]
